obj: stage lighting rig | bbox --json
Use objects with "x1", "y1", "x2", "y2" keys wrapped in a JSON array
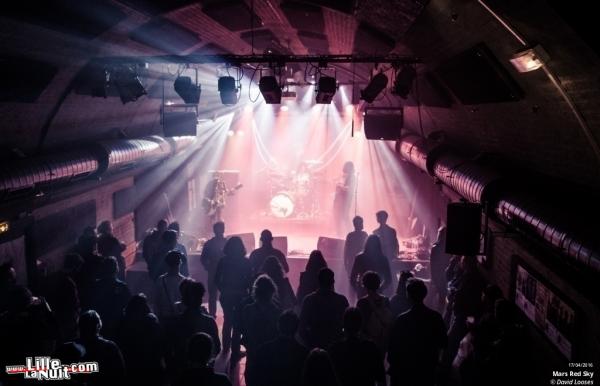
[
  {"x1": 174, "y1": 68, "x2": 201, "y2": 104},
  {"x1": 315, "y1": 65, "x2": 337, "y2": 104},
  {"x1": 392, "y1": 65, "x2": 417, "y2": 99},
  {"x1": 218, "y1": 76, "x2": 239, "y2": 105},
  {"x1": 259, "y1": 75, "x2": 282, "y2": 104},
  {"x1": 113, "y1": 64, "x2": 146, "y2": 104},
  {"x1": 360, "y1": 72, "x2": 388, "y2": 103}
]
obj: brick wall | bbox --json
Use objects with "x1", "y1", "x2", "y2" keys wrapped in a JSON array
[{"x1": 32, "y1": 176, "x2": 136, "y2": 270}]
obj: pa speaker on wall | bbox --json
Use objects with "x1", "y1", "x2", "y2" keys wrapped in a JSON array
[
  {"x1": 446, "y1": 202, "x2": 482, "y2": 256},
  {"x1": 163, "y1": 111, "x2": 197, "y2": 137},
  {"x1": 436, "y1": 42, "x2": 524, "y2": 105},
  {"x1": 364, "y1": 107, "x2": 403, "y2": 140}
]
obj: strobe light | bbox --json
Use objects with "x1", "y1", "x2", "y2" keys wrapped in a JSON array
[
  {"x1": 174, "y1": 76, "x2": 201, "y2": 104},
  {"x1": 360, "y1": 72, "x2": 388, "y2": 103},
  {"x1": 315, "y1": 76, "x2": 337, "y2": 104},
  {"x1": 218, "y1": 76, "x2": 238, "y2": 105},
  {"x1": 259, "y1": 76, "x2": 282, "y2": 104}
]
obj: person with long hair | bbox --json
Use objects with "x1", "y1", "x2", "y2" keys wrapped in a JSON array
[
  {"x1": 296, "y1": 250, "x2": 328, "y2": 306},
  {"x1": 350, "y1": 235, "x2": 392, "y2": 299},
  {"x1": 214, "y1": 236, "x2": 251, "y2": 352},
  {"x1": 260, "y1": 256, "x2": 297, "y2": 310}
]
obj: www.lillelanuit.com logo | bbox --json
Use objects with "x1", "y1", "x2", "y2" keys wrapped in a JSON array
[{"x1": 6, "y1": 357, "x2": 99, "y2": 381}]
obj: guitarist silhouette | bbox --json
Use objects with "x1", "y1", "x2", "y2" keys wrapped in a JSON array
[{"x1": 202, "y1": 173, "x2": 242, "y2": 225}]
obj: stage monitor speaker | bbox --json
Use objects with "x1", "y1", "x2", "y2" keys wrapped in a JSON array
[
  {"x1": 364, "y1": 107, "x2": 403, "y2": 140},
  {"x1": 317, "y1": 236, "x2": 345, "y2": 260},
  {"x1": 272, "y1": 236, "x2": 288, "y2": 256},
  {"x1": 230, "y1": 232, "x2": 255, "y2": 253},
  {"x1": 163, "y1": 111, "x2": 197, "y2": 137},
  {"x1": 445, "y1": 202, "x2": 482, "y2": 256}
]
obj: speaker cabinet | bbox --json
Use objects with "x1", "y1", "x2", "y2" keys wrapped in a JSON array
[
  {"x1": 364, "y1": 107, "x2": 403, "y2": 140},
  {"x1": 229, "y1": 232, "x2": 256, "y2": 253},
  {"x1": 272, "y1": 236, "x2": 288, "y2": 256},
  {"x1": 317, "y1": 236, "x2": 345, "y2": 260},
  {"x1": 445, "y1": 203, "x2": 482, "y2": 255},
  {"x1": 163, "y1": 111, "x2": 197, "y2": 137}
]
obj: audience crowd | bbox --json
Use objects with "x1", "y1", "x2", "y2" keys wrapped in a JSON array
[{"x1": 0, "y1": 214, "x2": 530, "y2": 386}]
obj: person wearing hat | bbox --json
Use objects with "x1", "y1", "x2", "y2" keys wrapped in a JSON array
[{"x1": 249, "y1": 229, "x2": 289, "y2": 277}]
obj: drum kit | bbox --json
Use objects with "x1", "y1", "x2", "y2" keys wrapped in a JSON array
[{"x1": 268, "y1": 160, "x2": 323, "y2": 219}]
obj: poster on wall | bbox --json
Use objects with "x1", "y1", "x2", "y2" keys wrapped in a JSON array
[{"x1": 514, "y1": 264, "x2": 575, "y2": 360}]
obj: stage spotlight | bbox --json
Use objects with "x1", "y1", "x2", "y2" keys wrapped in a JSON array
[
  {"x1": 227, "y1": 130, "x2": 235, "y2": 137},
  {"x1": 360, "y1": 72, "x2": 388, "y2": 103},
  {"x1": 218, "y1": 76, "x2": 238, "y2": 105},
  {"x1": 316, "y1": 76, "x2": 337, "y2": 104},
  {"x1": 237, "y1": 130, "x2": 245, "y2": 136},
  {"x1": 280, "y1": 105, "x2": 289, "y2": 112},
  {"x1": 259, "y1": 75, "x2": 282, "y2": 104},
  {"x1": 345, "y1": 104, "x2": 355, "y2": 113},
  {"x1": 392, "y1": 65, "x2": 416, "y2": 99},
  {"x1": 113, "y1": 65, "x2": 146, "y2": 104},
  {"x1": 174, "y1": 76, "x2": 201, "y2": 104}
]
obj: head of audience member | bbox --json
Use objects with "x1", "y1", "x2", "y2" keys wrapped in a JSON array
[
  {"x1": 302, "y1": 348, "x2": 340, "y2": 386},
  {"x1": 213, "y1": 221, "x2": 225, "y2": 237},
  {"x1": 124, "y1": 294, "x2": 152, "y2": 319},
  {"x1": 156, "y1": 219, "x2": 168, "y2": 234},
  {"x1": 181, "y1": 280, "x2": 205, "y2": 310},
  {"x1": 0, "y1": 261, "x2": 16, "y2": 289},
  {"x1": 364, "y1": 234, "x2": 384, "y2": 257},
  {"x1": 100, "y1": 256, "x2": 119, "y2": 280},
  {"x1": 343, "y1": 307, "x2": 363, "y2": 337},
  {"x1": 186, "y1": 332, "x2": 213, "y2": 368},
  {"x1": 261, "y1": 256, "x2": 285, "y2": 282},
  {"x1": 162, "y1": 230, "x2": 178, "y2": 250},
  {"x1": 223, "y1": 236, "x2": 246, "y2": 259},
  {"x1": 361, "y1": 271, "x2": 381, "y2": 294},
  {"x1": 375, "y1": 210, "x2": 388, "y2": 225},
  {"x1": 482, "y1": 284, "x2": 503, "y2": 311},
  {"x1": 306, "y1": 250, "x2": 327, "y2": 274},
  {"x1": 97, "y1": 220, "x2": 113, "y2": 236},
  {"x1": 79, "y1": 310, "x2": 102, "y2": 341},
  {"x1": 63, "y1": 253, "x2": 84, "y2": 275},
  {"x1": 168, "y1": 221, "x2": 180, "y2": 235},
  {"x1": 165, "y1": 250, "x2": 183, "y2": 275},
  {"x1": 260, "y1": 229, "x2": 274, "y2": 247},
  {"x1": 252, "y1": 274, "x2": 277, "y2": 303},
  {"x1": 343, "y1": 161, "x2": 355, "y2": 174},
  {"x1": 352, "y1": 216, "x2": 364, "y2": 231},
  {"x1": 406, "y1": 278, "x2": 428, "y2": 305},
  {"x1": 396, "y1": 270, "x2": 414, "y2": 295},
  {"x1": 317, "y1": 268, "x2": 335, "y2": 291},
  {"x1": 179, "y1": 278, "x2": 194, "y2": 302},
  {"x1": 278, "y1": 310, "x2": 300, "y2": 338}
]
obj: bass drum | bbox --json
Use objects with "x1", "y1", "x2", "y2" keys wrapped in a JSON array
[{"x1": 270, "y1": 192, "x2": 295, "y2": 218}]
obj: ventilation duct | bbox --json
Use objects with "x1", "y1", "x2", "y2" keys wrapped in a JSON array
[
  {"x1": 397, "y1": 131, "x2": 600, "y2": 274},
  {"x1": 0, "y1": 135, "x2": 196, "y2": 200}
]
